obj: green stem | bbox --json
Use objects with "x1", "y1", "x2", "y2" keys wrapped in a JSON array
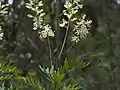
[
  {"x1": 57, "y1": 21, "x2": 70, "y2": 65},
  {"x1": 66, "y1": 41, "x2": 75, "y2": 53},
  {"x1": 47, "y1": 36, "x2": 52, "y2": 66}
]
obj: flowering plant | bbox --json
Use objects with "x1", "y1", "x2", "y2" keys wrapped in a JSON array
[
  {"x1": 26, "y1": 0, "x2": 92, "y2": 42},
  {"x1": 26, "y1": 0, "x2": 92, "y2": 63}
]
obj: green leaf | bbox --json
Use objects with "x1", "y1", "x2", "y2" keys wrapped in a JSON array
[{"x1": 64, "y1": 58, "x2": 69, "y2": 72}]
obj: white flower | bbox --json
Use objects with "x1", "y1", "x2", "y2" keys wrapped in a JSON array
[
  {"x1": 85, "y1": 20, "x2": 92, "y2": 25},
  {"x1": 27, "y1": 14, "x2": 33, "y2": 18},
  {"x1": 71, "y1": 18, "x2": 77, "y2": 21},
  {"x1": 38, "y1": 1, "x2": 43, "y2": 6},
  {"x1": 33, "y1": 22, "x2": 38, "y2": 30},
  {"x1": 71, "y1": 9, "x2": 78, "y2": 14},
  {"x1": 64, "y1": 2, "x2": 72, "y2": 9},
  {"x1": 71, "y1": 36, "x2": 80, "y2": 43},
  {"x1": 82, "y1": 14, "x2": 86, "y2": 19},
  {"x1": 0, "y1": 26, "x2": 3, "y2": 40},
  {"x1": 71, "y1": 18, "x2": 92, "y2": 43},
  {"x1": 44, "y1": 25, "x2": 54, "y2": 37},
  {"x1": 63, "y1": 0, "x2": 83, "y2": 20},
  {"x1": 78, "y1": 4, "x2": 83, "y2": 9},
  {"x1": 39, "y1": 25, "x2": 54, "y2": 40},
  {"x1": 59, "y1": 19, "x2": 68, "y2": 27}
]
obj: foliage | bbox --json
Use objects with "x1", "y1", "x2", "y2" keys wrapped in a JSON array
[
  {"x1": 0, "y1": 55, "x2": 90, "y2": 90},
  {"x1": 0, "y1": 56, "x2": 21, "y2": 81},
  {"x1": 0, "y1": 83, "x2": 18, "y2": 90}
]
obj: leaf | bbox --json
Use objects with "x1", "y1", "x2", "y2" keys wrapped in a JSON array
[
  {"x1": 39, "y1": 65, "x2": 54, "y2": 83},
  {"x1": 64, "y1": 58, "x2": 69, "y2": 72}
]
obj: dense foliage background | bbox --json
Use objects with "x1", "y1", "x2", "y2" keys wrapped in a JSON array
[{"x1": 0, "y1": 0, "x2": 120, "y2": 90}]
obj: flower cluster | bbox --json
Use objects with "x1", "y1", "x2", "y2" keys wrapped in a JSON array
[
  {"x1": 0, "y1": 2, "x2": 10, "y2": 41},
  {"x1": 26, "y1": 0, "x2": 54, "y2": 41},
  {"x1": 26, "y1": 0, "x2": 92, "y2": 42},
  {"x1": 64, "y1": 0, "x2": 83, "y2": 20},
  {"x1": 71, "y1": 15, "x2": 92, "y2": 42},
  {"x1": 0, "y1": 26, "x2": 3, "y2": 40},
  {"x1": 0, "y1": 2, "x2": 9, "y2": 17},
  {"x1": 38, "y1": 25, "x2": 54, "y2": 41},
  {"x1": 60, "y1": 0, "x2": 92, "y2": 43},
  {"x1": 59, "y1": 0, "x2": 83, "y2": 27},
  {"x1": 59, "y1": 19, "x2": 68, "y2": 28}
]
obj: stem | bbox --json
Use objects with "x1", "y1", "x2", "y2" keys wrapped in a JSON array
[
  {"x1": 57, "y1": 21, "x2": 70, "y2": 64},
  {"x1": 66, "y1": 41, "x2": 75, "y2": 53},
  {"x1": 54, "y1": 0, "x2": 60, "y2": 68},
  {"x1": 47, "y1": 36, "x2": 52, "y2": 66}
]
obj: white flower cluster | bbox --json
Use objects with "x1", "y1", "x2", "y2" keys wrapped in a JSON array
[
  {"x1": 0, "y1": 2, "x2": 9, "y2": 15},
  {"x1": 71, "y1": 15, "x2": 92, "y2": 43},
  {"x1": 60, "y1": 0, "x2": 92, "y2": 43},
  {"x1": 26, "y1": 0, "x2": 54, "y2": 41},
  {"x1": 39, "y1": 25, "x2": 54, "y2": 41},
  {"x1": 59, "y1": 19, "x2": 68, "y2": 28},
  {"x1": 0, "y1": 26, "x2": 3, "y2": 40},
  {"x1": 0, "y1": 2, "x2": 9, "y2": 41},
  {"x1": 59, "y1": 0, "x2": 82, "y2": 28},
  {"x1": 59, "y1": 0, "x2": 83, "y2": 27},
  {"x1": 64, "y1": 0, "x2": 83, "y2": 20}
]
